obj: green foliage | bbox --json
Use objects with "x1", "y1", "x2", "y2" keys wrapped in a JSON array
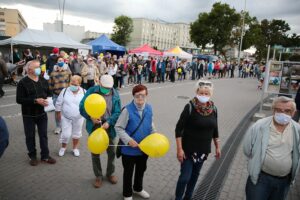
[
  {"x1": 190, "y1": 2, "x2": 240, "y2": 54},
  {"x1": 111, "y1": 15, "x2": 133, "y2": 46}
]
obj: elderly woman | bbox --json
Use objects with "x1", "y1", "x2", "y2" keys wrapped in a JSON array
[
  {"x1": 81, "y1": 58, "x2": 100, "y2": 90},
  {"x1": 175, "y1": 80, "x2": 221, "y2": 200},
  {"x1": 55, "y1": 75, "x2": 86, "y2": 157},
  {"x1": 115, "y1": 84, "x2": 156, "y2": 200}
]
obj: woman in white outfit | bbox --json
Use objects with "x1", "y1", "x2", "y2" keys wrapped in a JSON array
[{"x1": 55, "y1": 75, "x2": 86, "y2": 157}]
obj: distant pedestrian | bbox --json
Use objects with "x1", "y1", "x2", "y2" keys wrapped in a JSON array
[
  {"x1": 243, "y1": 96, "x2": 300, "y2": 200},
  {"x1": 55, "y1": 75, "x2": 86, "y2": 157},
  {"x1": 16, "y1": 60, "x2": 56, "y2": 166},
  {"x1": 0, "y1": 53, "x2": 8, "y2": 97},
  {"x1": 49, "y1": 57, "x2": 72, "y2": 135},
  {"x1": 175, "y1": 80, "x2": 221, "y2": 200},
  {"x1": 81, "y1": 57, "x2": 100, "y2": 90}
]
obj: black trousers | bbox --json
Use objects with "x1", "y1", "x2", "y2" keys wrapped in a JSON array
[
  {"x1": 22, "y1": 114, "x2": 49, "y2": 160},
  {"x1": 122, "y1": 154, "x2": 148, "y2": 197},
  {"x1": 0, "y1": 76, "x2": 4, "y2": 96}
]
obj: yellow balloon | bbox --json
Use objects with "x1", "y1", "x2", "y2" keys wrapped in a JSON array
[
  {"x1": 41, "y1": 64, "x2": 46, "y2": 72},
  {"x1": 87, "y1": 128, "x2": 109, "y2": 154},
  {"x1": 84, "y1": 94, "x2": 107, "y2": 119},
  {"x1": 139, "y1": 133, "x2": 170, "y2": 158}
]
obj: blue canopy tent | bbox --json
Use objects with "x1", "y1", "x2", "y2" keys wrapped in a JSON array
[{"x1": 87, "y1": 34, "x2": 126, "y2": 56}]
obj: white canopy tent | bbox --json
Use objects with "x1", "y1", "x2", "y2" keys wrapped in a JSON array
[
  {"x1": 0, "y1": 29, "x2": 91, "y2": 49},
  {"x1": 163, "y1": 46, "x2": 193, "y2": 61}
]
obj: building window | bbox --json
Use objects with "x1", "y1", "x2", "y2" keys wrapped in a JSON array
[
  {"x1": 0, "y1": 18, "x2": 5, "y2": 22},
  {"x1": 0, "y1": 12, "x2": 4, "y2": 15}
]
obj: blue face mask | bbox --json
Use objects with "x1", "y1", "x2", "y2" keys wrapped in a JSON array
[
  {"x1": 34, "y1": 68, "x2": 41, "y2": 76},
  {"x1": 196, "y1": 95, "x2": 210, "y2": 103},
  {"x1": 57, "y1": 62, "x2": 64, "y2": 67},
  {"x1": 69, "y1": 85, "x2": 79, "y2": 92},
  {"x1": 274, "y1": 112, "x2": 292, "y2": 125}
]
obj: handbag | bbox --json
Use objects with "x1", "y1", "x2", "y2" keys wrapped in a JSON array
[{"x1": 116, "y1": 112, "x2": 145, "y2": 158}]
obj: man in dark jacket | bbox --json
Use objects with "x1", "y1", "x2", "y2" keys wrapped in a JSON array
[
  {"x1": 0, "y1": 53, "x2": 8, "y2": 97},
  {"x1": 46, "y1": 48, "x2": 59, "y2": 74},
  {"x1": 16, "y1": 60, "x2": 56, "y2": 166},
  {"x1": 293, "y1": 85, "x2": 300, "y2": 122}
]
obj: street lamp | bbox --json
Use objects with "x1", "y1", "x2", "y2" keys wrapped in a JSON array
[
  {"x1": 58, "y1": 0, "x2": 66, "y2": 32},
  {"x1": 237, "y1": 0, "x2": 246, "y2": 66}
]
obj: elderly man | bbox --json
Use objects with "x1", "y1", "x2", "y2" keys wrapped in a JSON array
[
  {"x1": 243, "y1": 96, "x2": 300, "y2": 200},
  {"x1": 80, "y1": 75, "x2": 121, "y2": 188},
  {"x1": 16, "y1": 60, "x2": 56, "y2": 166}
]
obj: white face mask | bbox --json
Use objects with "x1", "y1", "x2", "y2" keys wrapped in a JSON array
[
  {"x1": 274, "y1": 112, "x2": 292, "y2": 125},
  {"x1": 196, "y1": 95, "x2": 210, "y2": 103}
]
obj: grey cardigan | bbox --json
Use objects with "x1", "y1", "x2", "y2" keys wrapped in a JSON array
[{"x1": 243, "y1": 116, "x2": 300, "y2": 185}]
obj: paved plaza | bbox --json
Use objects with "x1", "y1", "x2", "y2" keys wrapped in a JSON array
[{"x1": 1, "y1": 77, "x2": 298, "y2": 200}]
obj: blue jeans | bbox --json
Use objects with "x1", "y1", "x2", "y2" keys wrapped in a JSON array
[
  {"x1": 175, "y1": 157, "x2": 205, "y2": 200},
  {"x1": 246, "y1": 172, "x2": 290, "y2": 200}
]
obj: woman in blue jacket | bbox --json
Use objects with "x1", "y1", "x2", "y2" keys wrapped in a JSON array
[{"x1": 115, "y1": 84, "x2": 156, "y2": 200}]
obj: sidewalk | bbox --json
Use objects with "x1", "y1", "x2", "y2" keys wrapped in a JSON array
[
  {"x1": 219, "y1": 99, "x2": 300, "y2": 200},
  {"x1": 0, "y1": 78, "x2": 262, "y2": 200}
]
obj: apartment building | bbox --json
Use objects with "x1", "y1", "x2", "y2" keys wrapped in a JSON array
[{"x1": 0, "y1": 8, "x2": 27, "y2": 37}]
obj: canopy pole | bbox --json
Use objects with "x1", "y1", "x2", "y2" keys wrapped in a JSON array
[{"x1": 10, "y1": 41, "x2": 13, "y2": 64}]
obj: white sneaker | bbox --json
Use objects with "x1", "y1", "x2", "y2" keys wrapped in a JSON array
[
  {"x1": 58, "y1": 148, "x2": 66, "y2": 157},
  {"x1": 124, "y1": 197, "x2": 132, "y2": 200},
  {"x1": 133, "y1": 189, "x2": 150, "y2": 199},
  {"x1": 54, "y1": 127, "x2": 61, "y2": 134},
  {"x1": 73, "y1": 149, "x2": 80, "y2": 157}
]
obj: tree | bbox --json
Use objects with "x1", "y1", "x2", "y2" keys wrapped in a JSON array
[
  {"x1": 190, "y1": 2, "x2": 240, "y2": 55},
  {"x1": 243, "y1": 19, "x2": 292, "y2": 61},
  {"x1": 111, "y1": 15, "x2": 133, "y2": 46}
]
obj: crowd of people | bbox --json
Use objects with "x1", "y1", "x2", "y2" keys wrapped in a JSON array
[{"x1": 1, "y1": 47, "x2": 299, "y2": 200}]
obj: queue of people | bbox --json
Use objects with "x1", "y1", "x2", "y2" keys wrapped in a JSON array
[{"x1": 5, "y1": 47, "x2": 299, "y2": 200}]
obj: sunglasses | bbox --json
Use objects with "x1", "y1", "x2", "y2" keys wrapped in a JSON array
[{"x1": 198, "y1": 82, "x2": 212, "y2": 87}]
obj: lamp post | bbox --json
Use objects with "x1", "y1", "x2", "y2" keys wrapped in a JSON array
[{"x1": 237, "y1": 0, "x2": 246, "y2": 66}]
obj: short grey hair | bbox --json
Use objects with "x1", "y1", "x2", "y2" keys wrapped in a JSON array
[
  {"x1": 272, "y1": 96, "x2": 296, "y2": 112},
  {"x1": 26, "y1": 60, "x2": 40, "y2": 70}
]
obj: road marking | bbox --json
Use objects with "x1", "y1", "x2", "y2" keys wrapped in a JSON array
[
  {"x1": 4, "y1": 89, "x2": 16, "y2": 92},
  {"x1": 0, "y1": 103, "x2": 18, "y2": 108},
  {"x1": 2, "y1": 112, "x2": 21, "y2": 119}
]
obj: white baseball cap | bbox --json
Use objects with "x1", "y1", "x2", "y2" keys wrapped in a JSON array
[{"x1": 100, "y1": 75, "x2": 114, "y2": 88}]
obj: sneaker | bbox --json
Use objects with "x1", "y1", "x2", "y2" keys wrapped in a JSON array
[
  {"x1": 58, "y1": 148, "x2": 66, "y2": 157},
  {"x1": 73, "y1": 149, "x2": 80, "y2": 157},
  {"x1": 124, "y1": 197, "x2": 133, "y2": 200},
  {"x1": 41, "y1": 156, "x2": 56, "y2": 164},
  {"x1": 29, "y1": 158, "x2": 38, "y2": 166},
  {"x1": 93, "y1": 177, "x2": 102, "y2": 188},
  {"x1": 133, "y1": 189, "x2": 150, "y2": 199},
  {"x1": 54, "y1": 127, "x2": 61, "y2": 135}
]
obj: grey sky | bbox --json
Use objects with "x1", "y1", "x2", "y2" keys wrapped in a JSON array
[{"x1": 1, "y1": 0, "x2": 299, "y2": 34}]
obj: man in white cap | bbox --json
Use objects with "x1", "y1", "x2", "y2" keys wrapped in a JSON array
[{"x1": 80, "y1": 74, "x2": 121, "y2": 188}]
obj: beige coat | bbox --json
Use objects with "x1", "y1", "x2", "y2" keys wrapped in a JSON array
[{"x1": 81, "y1": 63, "x2": 100, "y2": 84}]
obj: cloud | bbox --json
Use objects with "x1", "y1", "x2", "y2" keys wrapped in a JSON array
[{"x1": 0, "y1": 0, "x2": 299, "y2": 33}]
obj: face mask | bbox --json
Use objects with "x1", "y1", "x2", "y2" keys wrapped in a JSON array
[
  {"x1": 274, "y1": 112, "x2": 292, "y2": 125},
  {"x1": 34, "y1": 68, "x2": 41, "y2": 76},
  {"x1": 69, "y1": 85, "x2": 79, "y2": 92},
  {"x1": 196, "y1": 95, "x2": 210, "y2": 103},
  {"x1": 100, "y1": 87, "x2": 111, "y2": 95},
  {"x1": 57, "y1": 62, "x2": 64, "y2": 67}
]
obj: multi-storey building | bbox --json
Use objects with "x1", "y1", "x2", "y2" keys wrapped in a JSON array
[
  {"x1": 43, "y1": 20, "x2": 85, "y2": 42},
  {"x1": 0, "y1": 8, "x2": 27, "y2": 37},
  {"x1": 127, "y1": 18, "x2": 197, "y2": 51}
]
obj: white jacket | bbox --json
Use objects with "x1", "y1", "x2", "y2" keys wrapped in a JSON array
[{"x1": 55, "y1": 87, "x2": 86, "y2": 120}]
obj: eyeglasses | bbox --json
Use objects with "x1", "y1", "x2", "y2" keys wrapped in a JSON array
[
  {"x1": 198, "y1": 82, "x2": 212, "y2": 87},
  {"x1": 274, "y1": 108, "x2": 293, "y2": 114},
  {"x1": 134, "y1": 94, "x2": 146, "y2": 99}
]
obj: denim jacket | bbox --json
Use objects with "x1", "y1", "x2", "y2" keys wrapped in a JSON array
[{"x1": 243, "y1": 116, "x2": 300, "y2": 185}]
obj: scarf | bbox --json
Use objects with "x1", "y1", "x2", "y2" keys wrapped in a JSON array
[{"x1": 191, "y1": 97, "x2": 214, "y2": 116}]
